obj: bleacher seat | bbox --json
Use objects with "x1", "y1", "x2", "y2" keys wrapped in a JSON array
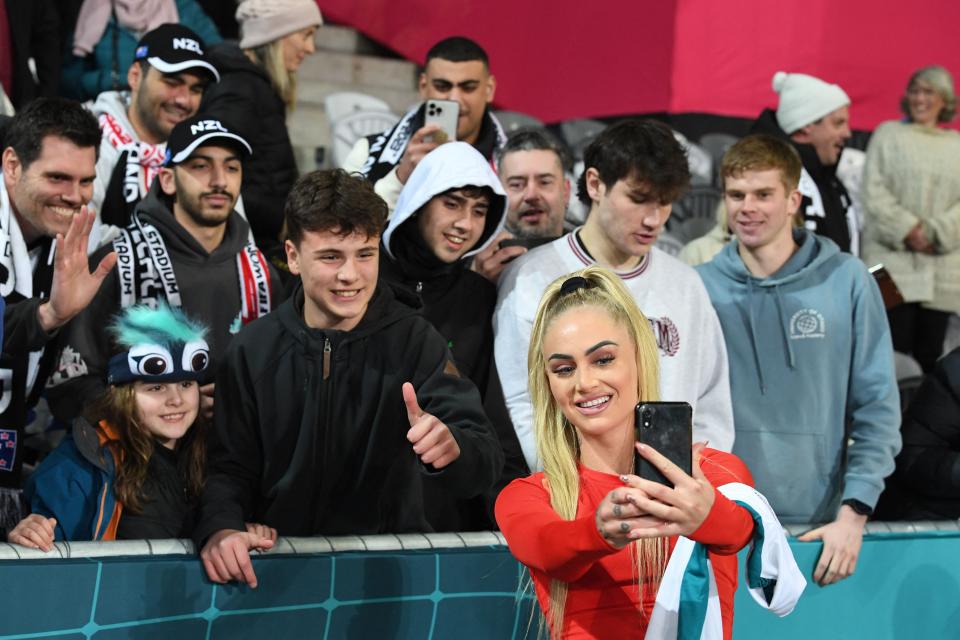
[
  {"x1": 559, "y1": 118, "x2": 606, "y2": 162},
  {"x1": 324, "y1": 91, "x2": 394, "y2": 123},
  {"x1": 654, "y1": 230, "x2": 684, "y2": 257},
  {"x1": 329, "y1": 110, "x2": 401, "y2": 168},
  {"x1": 698, "y1": 132, "x2": 739, "y2": 186},
  {"x1": 494, "y1": 110, "x2": 545, "y2": 133},
  {"x1": 667, "y1": 184, "x2": 723, "y2": 244}
]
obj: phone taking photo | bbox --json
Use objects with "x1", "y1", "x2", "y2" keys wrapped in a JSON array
[
  {"x1": 424, "y1": 99, "x2": 459, "y2": 143},
  {"x1": 634, "y1": 401, "x2": 693, "y2": 487}
]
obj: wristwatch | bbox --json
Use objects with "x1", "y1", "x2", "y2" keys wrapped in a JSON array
[{"x1": 841, "y1": 498, "x2": 873, "y2": 517}]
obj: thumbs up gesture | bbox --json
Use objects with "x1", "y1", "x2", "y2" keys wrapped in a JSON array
[{"x1": 403, "y1": 382, "x2": 461, "y2": 469}]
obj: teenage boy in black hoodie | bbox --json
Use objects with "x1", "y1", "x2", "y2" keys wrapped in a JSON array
[
  {"x1": 47, "y1": 115, "x2": 281, "y2": 422},
  {"x1": 197, "y1": 169, "x2": 503, "y2": 588},
  {"x1": 380, "y1": 142, "x2": 528, "y2": 530}
]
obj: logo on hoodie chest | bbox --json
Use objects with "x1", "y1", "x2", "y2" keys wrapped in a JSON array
[
  {"x1": 789, "y1": 308, "x2": 825, "y2": 340},
  {"x1": 648, "y1": 317, "x2": 680, "y2": 357}
]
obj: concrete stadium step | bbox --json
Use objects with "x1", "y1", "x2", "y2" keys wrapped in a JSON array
[
  {"x1": 314, "y1": 24, "x2": 384, "y2": 56},
  {"x1": 290, "y1": 27, "x2": 420, "y2": 173},
  {"x1": 298, "y1": 50, "x2": 419, "y2": 97}
]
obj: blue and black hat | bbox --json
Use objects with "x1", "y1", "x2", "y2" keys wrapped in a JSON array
[{"x1": 106, "y1": 304, "x2": 211, "y2": 386}]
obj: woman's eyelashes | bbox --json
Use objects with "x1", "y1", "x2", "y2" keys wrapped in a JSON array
[{"x1": 550, "y1": 352, "x2": 617, "y2": 377}]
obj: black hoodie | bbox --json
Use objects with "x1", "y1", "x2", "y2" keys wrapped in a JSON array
[
  {"x1": 193, "y1": 282, "x2": 504, "y2": 542},
  {"x1": 200, "y1": 43, "x2": 298, "y2": 259},
  {"x1": 752, "y1": 108, "x2": 855, "y2": 254},
  {"x1": 46, "y1": 181, "x2": 284, "y2": 421}
]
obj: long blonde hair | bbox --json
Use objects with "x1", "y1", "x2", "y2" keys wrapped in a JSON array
[
  {"x1": 245, "y1": 40, "x2": 298, "y2": 109},
  {"x1": 527, "y1": 266, "x2": 667, "y2": 638}
]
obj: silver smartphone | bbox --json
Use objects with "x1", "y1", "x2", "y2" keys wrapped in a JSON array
[{"x1": 424, "y1": 99, "x2": 459, "y2": 143}]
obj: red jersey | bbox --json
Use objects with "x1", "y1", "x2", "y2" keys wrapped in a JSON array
[{"x1": 495, "y1": 449, "x2": 754, "y2": 639}]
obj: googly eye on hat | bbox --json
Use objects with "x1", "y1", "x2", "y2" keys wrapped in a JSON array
[{"x1": 106, "y1": 303, "x2": 211, "y2": 386}]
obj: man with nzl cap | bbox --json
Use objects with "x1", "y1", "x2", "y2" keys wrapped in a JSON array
[
  {"x1": 47, "y1": 115, "x2": 282, "y2": 423},
  {"x1": 88, "y1": 23, "x2": 221, "y2": 233}
]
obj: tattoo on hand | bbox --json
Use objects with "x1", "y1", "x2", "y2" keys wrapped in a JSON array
[
  {"x1": 613, "y1": 504, "x2": 622, "y2": 517},
  {"x1": 620, "y1": 522, "x2": 630, "y2": 533}
]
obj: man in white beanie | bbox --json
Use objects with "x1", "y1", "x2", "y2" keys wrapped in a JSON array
[{"x1": 751, "y1": 71, "x2": 859, "y2": 255}]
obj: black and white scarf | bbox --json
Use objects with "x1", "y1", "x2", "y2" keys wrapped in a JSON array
[
  {"x1": 113, "y1": 214, "x2": 273, "y2": 324},
  {"x1": 360, "y1": 104, "x2": 507, "y2": 184},
  {"x1": 0, "y1": 175, "x2": 57, "y2": 503}
]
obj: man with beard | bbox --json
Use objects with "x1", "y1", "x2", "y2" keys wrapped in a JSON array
[
  {"x1": 471, "y1": 128, "x2": 572, "y2": 283},
  {"x1": 88, "y1": 23, "x2": 220, "y2": 232},
  {"x1": 47, "y1": 116, "x2": 281, "y2": 422},
  {"x1": 0, "y1": 98, "x2": 115, "y2": 533},
  {"x1": 342, "y1": 36, "x2": 505, "y2": 215}
]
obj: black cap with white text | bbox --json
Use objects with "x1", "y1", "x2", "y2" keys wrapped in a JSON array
[
  {"x1": 134, "y1": 24, "x2": 220, "y2": 82},
  {"x1": 164, "y1": 115, "x2": 253, "y2": 166}
]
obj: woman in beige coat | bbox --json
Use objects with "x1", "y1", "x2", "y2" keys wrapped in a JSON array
[{"x1": 862, "y1": 65, "x2": 960, "y2": 372}]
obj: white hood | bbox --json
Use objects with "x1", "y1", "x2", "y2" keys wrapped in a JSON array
[
  {"x1": 384, "y1": 142, "x2": 506, "y2": 260},
  {"x1": 88, "y1": 90, "x2": 132, "y2": 123}
]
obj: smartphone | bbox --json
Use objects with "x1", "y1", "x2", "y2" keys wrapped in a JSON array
[
  {"x1": 634, "y1": 401, "x2": 693, "y2": 487},
  {"x1": 424, "y1": 99, "x2": 459, "y2": 143}
]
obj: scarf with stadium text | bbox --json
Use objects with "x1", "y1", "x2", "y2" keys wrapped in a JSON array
[{"x1": 112, "y1": 213, "x2": 272, "y2": 325}]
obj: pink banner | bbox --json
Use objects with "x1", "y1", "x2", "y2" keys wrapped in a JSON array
[{"x1": 319, "y1": 0, "x2": 960, "y2": 130}]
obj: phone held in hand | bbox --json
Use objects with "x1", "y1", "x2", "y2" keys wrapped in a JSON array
[
  {"x1": 424, "y1": 99, "x2": 459, "y2": 143},
  {"x1": 634, "y1": 401, "x2": 693, "y2": 487}
]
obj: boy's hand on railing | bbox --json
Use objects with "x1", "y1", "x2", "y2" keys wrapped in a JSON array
[
  {"x1": 798, "y1": 504, "x2": 867, "y2": 586},
  {"x1": 200, "y1": 528, "x2": 275, "y2": 588}
]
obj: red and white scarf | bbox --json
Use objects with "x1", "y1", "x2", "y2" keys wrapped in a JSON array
[{"x1": 99, "y1": 112, "x2": 166, "y2": 204}]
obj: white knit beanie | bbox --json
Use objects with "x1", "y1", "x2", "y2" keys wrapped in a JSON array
[
  {"x1": 773, "y1": 71, "x2": 851, "y2": 134},
  {"x1": 236, "y1": 0, "x2": 323, "y2": 49}
]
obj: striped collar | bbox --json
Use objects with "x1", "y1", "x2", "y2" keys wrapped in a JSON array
[{"x1": 567, "y1": 230, "x2": 652, "y2": 280}]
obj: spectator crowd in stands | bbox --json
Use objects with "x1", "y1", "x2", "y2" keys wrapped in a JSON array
[{"x1": 1, "y1": 1, "x2": 959, "y2": 633}]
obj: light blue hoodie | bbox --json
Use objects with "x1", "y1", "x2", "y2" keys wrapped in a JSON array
[{"x1": 696, "y1": 229, "x2": 901, "y2": 523}]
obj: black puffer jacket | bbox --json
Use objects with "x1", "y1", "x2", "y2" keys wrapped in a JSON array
[
  {"x1": 876, "y1": 347, "x2": 960, "y2": 520},
  {"x1": 193, "y1": 282, "x2": 504, "y2": 543},
  {"x1": 200, "y1": 43, "x2": 298, "y2": 258}
]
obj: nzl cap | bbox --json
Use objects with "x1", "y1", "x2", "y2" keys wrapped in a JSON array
[
  {"x1": 134, "y1": 23, "x2": 220, "y2": 82},
  {"x1": 165, "y1": 115, "x2": 253, "y2": 166}
]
